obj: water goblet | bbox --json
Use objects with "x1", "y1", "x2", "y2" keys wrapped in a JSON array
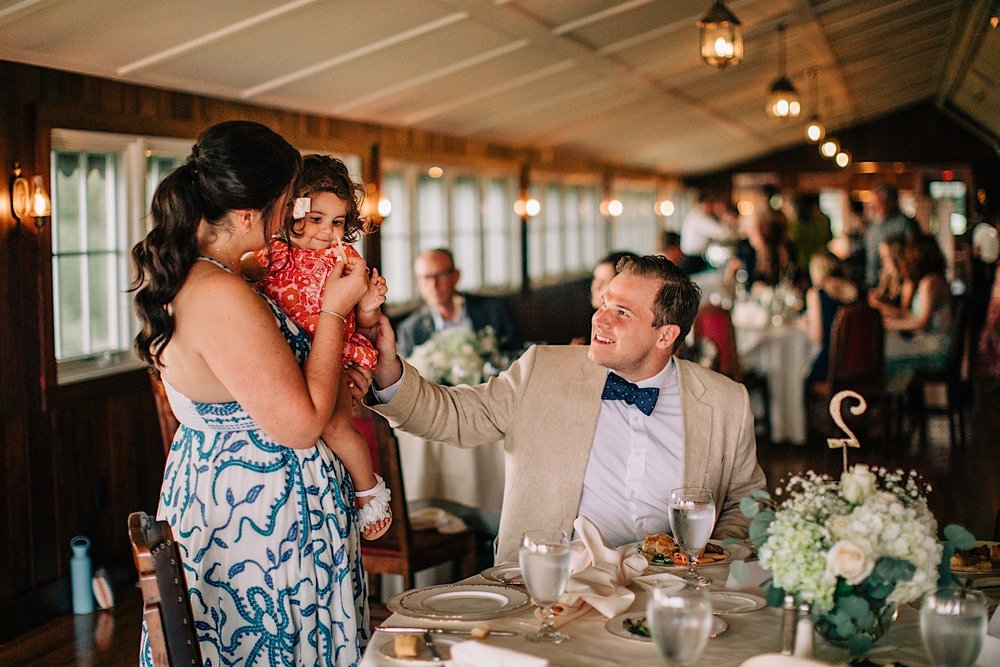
[
  {"x1": 920, "y1": 586, "x2": 987, "y2": 667},
  {"x1": 519, "y1": 529, "x2": 572, "y2": 644},
  {"x1": 668, "y1": 487, "x2": 717, "y2": 587},
  {"x1": 647, "y1": 584, "x2": 714, "y2": 666}
]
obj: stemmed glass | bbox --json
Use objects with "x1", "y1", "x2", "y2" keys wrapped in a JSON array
[
  {"x1": 647, "y1": 585, "x2": 714, "y2": 666},
  {"x1": 519, "y1": 529, "x2": 572, "y2": 644},
  {"x1": 920, "y1": 586, "x2": 988, "y2": 667},
  {"x1": 668, "y1": 487, "x2": 717, "y2": 587}
]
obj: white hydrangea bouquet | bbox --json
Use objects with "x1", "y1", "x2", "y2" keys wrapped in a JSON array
[
  {"x1": 407, "y1": 326, "x2": 507, "y2": 386},
  {"x1": 737, "y1": 391, "x2": 975, "y2": 657}
]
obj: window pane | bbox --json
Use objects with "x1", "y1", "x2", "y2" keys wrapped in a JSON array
[
  {"x1": 56, "y1": 255, "x2": 84, "y2": 358},
  {"x1": 417, "y1": 175, "x2": 446, "y2": 250},
  {"x1": 381, "y1": 172, "x2": 412, "y2": 304},
  {"x1": 483, "y1": 178, "x2": 513, "y2": 287},
  {"x1": 544, "y1": 185, "x2": 563, "y2": 275},
  {"x1": 452, "y1": 177, "x2": 481, "y2": 290},
  {"x1": 581, "y1": 186, "x2": 602, "y2": 266},
  {"x1": 86, "y1": 155, "x2": 111, "y2": 251},
  {"x1": 528, "y1": 186, "x2": 544, "y2": 280},
  {"x1": 54, "y1": 152, "x2": 81, "y2": 253},
  {"x1": 564, "y1": 188, "x2": 582, "y2": 272},
  {"x1": 146, "y1": 156, "x2": 184, "y2": 211},
  {"x1": 88, "y1": 253, "x2": 113, "y2": 352}
]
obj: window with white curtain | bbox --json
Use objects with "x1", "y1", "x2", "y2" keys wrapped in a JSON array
[
  {"x1": 380, "y1": 171, "x2": 413, "y2": 303},
  {"x1": 611, "y1": 187, "x2": 657, "y2": 255},
  {"x1": 483, "y1": 178, "x2": 518, "y2": 287},
  {"x1": 51, "y1": 129, "x2": 192, "y2": 384},
  {"x1": 451, "y1": 177, "x2": 481, "y2": 291}
]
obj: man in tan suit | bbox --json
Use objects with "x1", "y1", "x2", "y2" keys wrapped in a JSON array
[{"x1": 369, "y1": 255, "x2": 766, "y2": 563}]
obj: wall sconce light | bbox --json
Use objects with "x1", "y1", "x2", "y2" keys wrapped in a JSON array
[
  {"x1": 765, "y1": 24, "x2": 800, "y2": 119},
  {"x1": 600, "y1": 198, "x2": 623, "y2": 218},
  {"x1": 656, "y1": 199, "x2": 675, "y2": 216},
  {"x1": 377, "y1": 198, "x2": 392, "y2": 218},
  {"x1": 9, "y1": 162, "x2": 52, "y2": 227},
  {"x1": 697, "y1": 0, "x2": 743, "y2": 69},
  {"x1": 514, "y1": 197, "x2": 540, "y2": 217}
]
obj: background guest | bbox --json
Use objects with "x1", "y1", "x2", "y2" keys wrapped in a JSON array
[
  {"x1": 868, "y1": 236, "x2": 906, "y2": 310},
  {"x1": 864, "y1": 184, "x2": 920, "y2": 288},
  {"x1": 801, "y1": 252, "x2": 858, "y2": 385},
  {"x1": 789, "y1": 192, "x2": 833, "y2": 279},
  {"x1": 396, "y1": 247, "x2": 519, "y2": 357},
  {"x1": 681, "y1": 191, "x2": 734, "y2": 271}
]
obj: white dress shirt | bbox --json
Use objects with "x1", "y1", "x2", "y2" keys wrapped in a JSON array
[
  {"x1": 430, "y1": 295, "x2": 472, "y2": 332},
  {"x1": 576, "y1": 359, "x2": 683, "y2": 547}
]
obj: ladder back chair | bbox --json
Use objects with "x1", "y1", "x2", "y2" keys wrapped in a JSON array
[
  {"x1": 359, "y1": 411, "x2": 478, "y2": 593},
  {"x1": 127, "y1": 511, "x2": 202, "y2": 667}
]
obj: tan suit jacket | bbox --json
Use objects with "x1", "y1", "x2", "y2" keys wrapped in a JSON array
[{"x1": 369, "y1": 345, "x2": 766, "y2": 563}]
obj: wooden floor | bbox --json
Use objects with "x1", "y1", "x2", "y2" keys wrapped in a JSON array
[{"x1": 0, "y1": 377, "x2": 996, "y2": 666}]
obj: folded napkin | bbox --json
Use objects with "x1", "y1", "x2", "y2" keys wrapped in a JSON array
[
  {"x1": 990, "y1": 598, "x2": 1000, "y2": 638},
  {"x1": 408, "y1": 507, "x2": 468, "y2": 534},
  {"x1": 560, "y1": 516, "x2": 648, "y2": 618},
  {"x1": 447, "y1": 641, "x2": 549, "y2": 667}
]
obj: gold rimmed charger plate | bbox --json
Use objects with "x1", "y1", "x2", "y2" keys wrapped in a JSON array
[{"x1": 386, "y1": 583, "x2": 529, "y2": 621}]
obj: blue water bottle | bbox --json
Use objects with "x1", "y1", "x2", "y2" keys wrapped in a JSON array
[{"x1": 70, "y1": 535, "x2": 94, "y2": 614}]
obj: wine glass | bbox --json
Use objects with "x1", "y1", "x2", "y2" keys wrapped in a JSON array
[
  {"x1": 920, "y1": 586, "x2": 987, "y2": 667},
  {"x1": 668, "y1": 487, "x2": 716, "y2": 587},
  {"x1": 647, "y1": 584, "x2": 713, "y2": 665},
  {"x1": 519, "y1": 529, "x2": 572, "y2": 644}
]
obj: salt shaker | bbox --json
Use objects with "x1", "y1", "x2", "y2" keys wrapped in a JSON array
[
  {"x1": 794, "y1": 601, "x2": 814, "y2": 658},
  {"x1": 781, "y1": 593, "x2": 797, "y2": 655},
  {"x1": 70, "y1": 535, "x2": 94, "y2": 614}
]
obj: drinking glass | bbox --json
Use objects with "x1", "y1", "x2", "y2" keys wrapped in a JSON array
[
  {"x1": 920, "y1": 586, "x2": 987, "y2": 667},
  {"x1": 519, "y1": 529, "x2": 572, "y2": 644},
  {"x1": 647, "y1": 584, "x2": 713, "y2": 666},
  {"x1": 668, "y1": 487, "x2": 716, "y2": 587}
]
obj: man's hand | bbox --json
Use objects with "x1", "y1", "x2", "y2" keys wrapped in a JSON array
[
  {"x1": 343, "y1": 363, "x2": 372, "y2": 404},
  {"x1": 370, "y1": 312, "x2": 404, "y2": 389}
]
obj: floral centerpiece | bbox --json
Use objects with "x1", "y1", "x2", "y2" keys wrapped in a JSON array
[
  {"x1": 735, "y1": 392, "x2": 975, "y2": 658},
  {"x1": 407, "y1": 326, "x2": 508, "y2": 386}
]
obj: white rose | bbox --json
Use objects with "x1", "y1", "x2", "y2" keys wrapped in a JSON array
[
  {"x1": 826, "y1": 540, "x2": 875, "y2": 585},
  {"x1": 828, "y1": 516, "x2": 850, "y2": 540},
  {"x1": 841, "y1": 466, "x2": 876, "y2": 503}
]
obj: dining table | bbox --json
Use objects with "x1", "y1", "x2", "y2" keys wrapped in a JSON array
[{"x1": 359, "y1": 557, "x2": 1000, "y2": 666}]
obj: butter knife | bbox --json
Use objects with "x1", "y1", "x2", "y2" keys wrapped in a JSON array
[
  {"x1": 378, "y1": 626, "x2": 517, "y2": 636},
  {"x1": 422, "y1": 631, "x2": 443, "y2": 661}
]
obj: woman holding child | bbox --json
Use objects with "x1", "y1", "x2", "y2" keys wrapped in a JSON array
[{"x1": 132, "y1": 121, "x2": 373, "y2": 665}]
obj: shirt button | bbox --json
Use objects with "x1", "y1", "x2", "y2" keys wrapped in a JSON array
[{"x1": 629, "y1": 490, "x2": 636, "y2": 498}]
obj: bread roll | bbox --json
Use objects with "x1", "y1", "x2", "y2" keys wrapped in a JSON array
[{"x1": 394, "y1": 633, "x2": 421, "y2": 658}]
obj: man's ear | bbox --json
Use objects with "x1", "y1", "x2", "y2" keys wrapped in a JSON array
[{"x1": 655, "y1": 324, "x2": 682, "y2": 351}]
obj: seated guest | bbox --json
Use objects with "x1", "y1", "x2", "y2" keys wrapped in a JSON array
[
  {"x1": 590, "y1": 250, "x2": 640, "y2": 310},
  {"x1": 878, "y1": 234, "x2": 953, "y2": 393},
  {"x1": 802, "y1": 252, "x2": 858, "y2": 385},
  {"x1": 864, "y1": 184, "x2": 920, "y2": 289},
  {"x1": 660, "y1": 231, "x2": 710, "y2": 276},
  {"x1": 396, "y1": 248, "x2": 519, "y2": 357},
  {"x1": 367, "y1": 255, "x2": 767, "y2": 562},
  {"x1": 789, "y1": 192, "x2": 833, "y2": 279},
  {"x1": 867, "y1": 237, "x2": 906, "y2": 310},
  {"x1": 733, "y1": 209, "x2": 798, "y2": 289}
]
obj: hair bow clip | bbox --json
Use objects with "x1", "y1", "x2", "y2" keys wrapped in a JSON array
[{"x1": 292, "y1": 197, "x2": 311, "y2": 220}]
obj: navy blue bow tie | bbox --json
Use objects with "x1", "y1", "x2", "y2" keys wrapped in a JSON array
[{"x1": 601, "y1": 372, "x2": 659, "y2": 416}]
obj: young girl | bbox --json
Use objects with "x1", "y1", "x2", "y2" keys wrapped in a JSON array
[{"x1": 252, "y1": 154, "x2": 392, "y2": 540}]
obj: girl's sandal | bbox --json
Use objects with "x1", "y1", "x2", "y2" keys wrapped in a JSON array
[{"x1": 357, "y1": 474, "x2": 393, "y2": 541}]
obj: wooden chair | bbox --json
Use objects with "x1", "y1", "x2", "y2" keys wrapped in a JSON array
[
  {"x1": 908, "y1": 297, "x2": 971, "y2": 449},
  {"x1": 359, "y1": 411, "x2": 478, "y2": 593},
  {"x1": 127, "y1": 511, "x2": 202, "y2": 667},
  {"x1": 148, "y1": 368, "x2": 179, "y2": 455},
  {"x1": 807, "y1": 301, "x2": 886, "y2": 443},
  {"x1": 693, "y1": 303, "x2": 772, "y2": 440}
]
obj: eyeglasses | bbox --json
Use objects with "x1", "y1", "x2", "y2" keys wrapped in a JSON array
[{"x1": 418, "y1": 269, "x2": 455, "y2": 283}]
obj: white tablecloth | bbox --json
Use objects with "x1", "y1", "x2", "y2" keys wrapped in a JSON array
[
  {"x1": 736, "y1": 323, "x2": 817, "y2": 446},
  {"x1": 396, "y1": 430, "x2": 505, "y2": 516},
  {"x1": 359, "y1": 561, "x2": 972, "y2": 666}
]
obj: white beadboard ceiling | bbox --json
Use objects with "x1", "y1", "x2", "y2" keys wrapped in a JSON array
[{"x1": 0, "y1": 0, "x2": 996, "y2": 176}]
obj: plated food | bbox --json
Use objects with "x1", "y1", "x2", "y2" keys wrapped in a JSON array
[
  {"x1": 950, "y1": 542, "x2": 1000, "y2": 573},
  {"x1": 638, "y1": 533, "x2": 728, "y2": 566}
]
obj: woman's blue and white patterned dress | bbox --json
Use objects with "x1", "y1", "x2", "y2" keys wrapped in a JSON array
[{"x1": 140, "y1": 268, "x2": 368, "y2": 666}]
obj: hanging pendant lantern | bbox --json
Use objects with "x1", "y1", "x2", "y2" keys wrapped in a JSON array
[
  {"x1": 766, "y1": 24, "x2": 800, "y2": 119},
  {"x1": 697, "y1": 1, "x2": 743, "y2": 69}
]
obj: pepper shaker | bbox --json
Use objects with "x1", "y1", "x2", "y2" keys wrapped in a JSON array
[
  {"x1": 781, "y1": 593, "x2": 797, "y2": 655},
  {"x1": 794, "y1": 601, "x2": 814, "y2": 658}
]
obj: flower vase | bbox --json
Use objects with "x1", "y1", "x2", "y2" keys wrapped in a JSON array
[{"x1": 814, "y1": 600, "x2": 897, "y2": 657}]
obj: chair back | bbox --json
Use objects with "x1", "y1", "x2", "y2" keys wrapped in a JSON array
[
  {"x1": 827, "y1": 301, "x2": 885, "y2": 390},
  {"x1": 693, "y1": 303, "x2": 741, "y2": 381},
  {"x1": 148, "y1": 368, "x2": 179, "y2": 455},
  {"x1": 362, "y1": 412, "x2": 413, "y2": 556},
  {"x1": 127, "y1": 511, "x2": 202, "y2": 667}
]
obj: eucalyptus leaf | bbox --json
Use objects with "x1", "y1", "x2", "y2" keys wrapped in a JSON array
[
  {"x1": 740, "y1": 496, "x2": 760, "y2": 517},
  {"x1": 750, "y1": 488, "x2": 771, "y2": 501},
  {"x1": 848, "y1": 634, "x2": 873, "y2": 657},
  {"x1": 943, "y1": 524, "x2": 976, "y2": 551}
]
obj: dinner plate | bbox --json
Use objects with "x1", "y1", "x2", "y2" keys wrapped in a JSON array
[
  {"x1": 481, "y1": 563, "x2": 523, "y2": 586},
  {"x1": 378, "y1": 637, "x2": 455, "y2": 663},
  {"x1": 709, "y1": 591, "x2": 767, "y2": 614},
  {"x1": 950, "y1": 541, "x2": 1000, "y2": 575},
  {"x1": 387, "y1": 584, "x2": 530, "y2": 621},
  {"x1": 638, "y1": 543, "x2": 734, "y2": 571},
  {"x1": 605, "y1": 611, "x2": 728, "y2": 642}
]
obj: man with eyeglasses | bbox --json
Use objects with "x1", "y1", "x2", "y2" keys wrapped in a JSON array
[{"x1": 396, "y1": 248, "x2": 520, "y2": 357}]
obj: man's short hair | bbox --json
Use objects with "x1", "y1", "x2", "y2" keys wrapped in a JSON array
[
  {"x1": 419, "y1": 247, "x2": 456, "y2": 270},
  {"x1": 616, "y1": 255, "x2": 701, "y2": 343}
]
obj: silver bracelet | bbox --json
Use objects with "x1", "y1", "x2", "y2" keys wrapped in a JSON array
[{"x1": 320, "y1": 309, "x2": 348, "y2": 324}]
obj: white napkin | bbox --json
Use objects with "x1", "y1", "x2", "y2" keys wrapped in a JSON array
[
  {"x1": 561, "y1": 516, "x2": 648, "y2": 618},
  {"x1": 408, "y1": 507, "x2": 468, "y2": 534},
  {"x1": 732, "y1": 301, "x2": 769, "y2": 329},
  {"x1": 989, "y1": 599, "x2": 1000, "y2": 638},
  {"x1": 978, "y1": 633, "x2": 1000, "y2": 666},
  {"x1": 447, "y1": 641, "x2": 549, "y2": 667}
]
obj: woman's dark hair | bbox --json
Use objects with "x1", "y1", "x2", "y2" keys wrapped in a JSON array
[
  {"x1": 616, "y1": 254, "x2": 701, "y2": 346},
  {"x1": 131, "y1": 120, "x2": 301, "y2": 367},
  {"x1": 900, "y1": 233, "x2": 946, "y2": 284},
  {"x1": 284, "y1": 154, "x2": 373, "y2": 245}
]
